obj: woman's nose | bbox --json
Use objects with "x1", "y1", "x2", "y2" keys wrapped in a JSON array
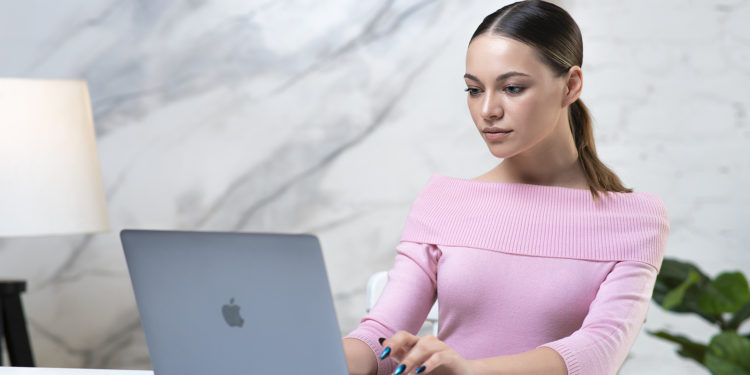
[{"x1": 481, "y1": 92, "x2": 503, "y2": 121}]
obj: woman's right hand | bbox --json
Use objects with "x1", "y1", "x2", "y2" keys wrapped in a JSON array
[{"x1": 342, "y1": 337, "x2": 378, "y2": 375}]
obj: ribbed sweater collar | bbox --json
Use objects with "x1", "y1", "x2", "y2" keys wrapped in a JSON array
[{"x1": 399, "y1": 174, "x2": 670, "y2": 271}]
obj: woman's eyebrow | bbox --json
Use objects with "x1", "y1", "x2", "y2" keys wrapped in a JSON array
[{"x1": 464, "y1": 71, "x2": 530, "y2": 82}]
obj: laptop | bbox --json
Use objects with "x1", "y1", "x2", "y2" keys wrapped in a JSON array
[{"x1": 120, "y1": 229, "x2": 350, "y2": 374}]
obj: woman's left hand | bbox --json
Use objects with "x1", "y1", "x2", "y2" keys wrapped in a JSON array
[{"x1": 379, "y1": 331, "x2": 477, "y2": 375}]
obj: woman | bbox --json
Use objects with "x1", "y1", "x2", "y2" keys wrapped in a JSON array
[{"x1": 342, "y1": 1, "x2": 670, "y2": 374}]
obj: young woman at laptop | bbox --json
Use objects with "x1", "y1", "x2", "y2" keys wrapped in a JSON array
[{"x1": 341, "y1": 1, "x2": 670, "y2": 374}]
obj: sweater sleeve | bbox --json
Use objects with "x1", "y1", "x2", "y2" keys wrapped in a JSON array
[
  {"x1": 344, "y1": 241, "x2": 441, "y2": 375},
  {"x1": 536, "y1": 260, "x2": 659, "y2": 375}
]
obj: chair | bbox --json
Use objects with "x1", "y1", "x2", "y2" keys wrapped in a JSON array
[{"x1": 366, "y1": 271, "x2": 439, "y2": 336}]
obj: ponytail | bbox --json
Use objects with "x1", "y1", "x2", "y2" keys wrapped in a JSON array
[{"x1": 569, "y1": 99, "x2": 634, "y2": 202}]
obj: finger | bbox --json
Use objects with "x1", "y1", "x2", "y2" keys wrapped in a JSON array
[
  {"x1": 394, "y1": 335, "x2": 444, "y2": 375},
  {"x1": 383, "y1": 331, "x2": 419, "y2": 361},
  {"x1": 380, "y1": 330, "x2": 418, "y2": 361},
  {"x1": 417, "y1": 350, "x2": 453, "y2": 374}
]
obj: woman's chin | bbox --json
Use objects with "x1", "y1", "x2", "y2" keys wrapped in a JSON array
[{"x1": 486, "y1": 146, "x2": 513, "y2": 159}]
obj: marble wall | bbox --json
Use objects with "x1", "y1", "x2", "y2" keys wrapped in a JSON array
[{"x1": 0, "y1": 0, "x2": 747, "y2": 373}]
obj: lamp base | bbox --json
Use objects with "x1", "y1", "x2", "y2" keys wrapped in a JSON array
[{"x1": 0, "y1": 280, "x2": 35, "y2": 367}]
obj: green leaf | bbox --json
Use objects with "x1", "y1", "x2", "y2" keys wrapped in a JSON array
[
  {"x1": 646, "y1": 329, "x2": 707, "y2": 364},
  {"x1": 652, "y1": 259, "x2": 726, "y2": 326},
  {"x1": 663, "y1": 270, "x2": 701, "y2": 310},
  {"x1": 704, "y1": 332, "x2": 750, "y2": 374},
  {"x1": 728, "y1": 301, "x2": 750, "y2": 331},
  {"x1": 698, "y1": 272, "x2": 750, "y2": 315},
  {"x1": 659, "y1": 258, "x2": 710, "y2": 281},
  {"x1": 653, "y1": 259, "x2": 707, "y2": 311}
]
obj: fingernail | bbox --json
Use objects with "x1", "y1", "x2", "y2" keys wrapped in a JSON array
[
  {"x1": 379, "y1": 337, "x2": 385, "y2": 345},
  {"x1": 416, "y1": 365, "x2": 426, "y2": 374},
  {"x1": 393, "y1": 364, "x2": 406, "y2": 375},
  {"x1": 379, "y1": 346, "x2": 391, "y2": 360}
]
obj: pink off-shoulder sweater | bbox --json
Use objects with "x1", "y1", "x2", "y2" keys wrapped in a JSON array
[{"x1": 344, "y1": 173, "x2": 670, "y2": 375}]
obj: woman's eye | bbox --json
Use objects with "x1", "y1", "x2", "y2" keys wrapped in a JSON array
[
  {"x1": 505, "y1": 85, "x2": 524, "y2": 94},
  {"x1": 464, "y1": 87, "x2": 481, "y2": 96}
]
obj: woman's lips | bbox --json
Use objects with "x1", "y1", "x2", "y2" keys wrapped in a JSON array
[
  {"x1": 483, "y1": 127, "x2": 512, "y2": 133},
  {"x1": 484, "y1": 130, "x2": 512, "y2": 141}
]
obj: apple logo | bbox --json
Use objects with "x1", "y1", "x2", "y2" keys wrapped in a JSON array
[{"x1": 222, "y1": 298, "x2": 244, "y2": 327}]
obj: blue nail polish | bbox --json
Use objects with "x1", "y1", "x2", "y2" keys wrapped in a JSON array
[
  {"x1": 393, "y1": 364, "x2": 406, "y2": 375},
  {"x1": 416, "y1": 365, "x2": 426, "y2": 374},
  {"x1": 379, "y1": 347, "x2": 391, "y2": 360}
]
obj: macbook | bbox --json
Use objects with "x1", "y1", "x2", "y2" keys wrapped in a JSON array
[{"x1": 120, "y1": 229, "x2": 350, "y2": 374}]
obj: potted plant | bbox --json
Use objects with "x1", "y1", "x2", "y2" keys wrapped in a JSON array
[{"x1": 649, "y1": 257, "x2": 750, "y2": 374}]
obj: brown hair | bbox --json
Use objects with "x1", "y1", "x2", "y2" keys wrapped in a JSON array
[{"x1": 470, "y1": 0, "x2": 633, "y2": 201}]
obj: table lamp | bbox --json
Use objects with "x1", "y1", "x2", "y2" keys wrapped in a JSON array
[{"x1": 0, "y1": 78, "x2": 110, "y2": 366}]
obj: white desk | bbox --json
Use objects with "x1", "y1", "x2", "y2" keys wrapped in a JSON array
[{"x1": 0, "y1": 368, "x2": 153, "y2": 374}]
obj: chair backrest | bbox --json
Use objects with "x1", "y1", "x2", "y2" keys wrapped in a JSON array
[{"x1": 366, "y1": 271, "x2": 439, "y2": 336}]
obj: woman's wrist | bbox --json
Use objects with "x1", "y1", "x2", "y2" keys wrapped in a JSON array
[
  {"x1": 468, "y1": 358, "x2": 493, "y2": 375},
  {"x1": 342, "y1": 337, "x2": 378, "y2": 375}
]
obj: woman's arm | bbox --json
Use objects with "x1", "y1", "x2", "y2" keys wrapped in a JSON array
[
  {"x1": 343, "y1": 241, "x2": 442, "y2": 375},
  {"x1": 342, "y1": 337, "x2": 378, "y2": 375},
  {"x1": 469, "y1": 346, "x2": 567, "y2": 375}
]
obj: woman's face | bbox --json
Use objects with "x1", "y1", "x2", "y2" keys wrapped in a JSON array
[{"x1": 464, "y1": 34, "x2": 574, "y2": 159}]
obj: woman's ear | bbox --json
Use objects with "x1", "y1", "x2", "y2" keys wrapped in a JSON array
[{"x1": 563, "y1": 66, "x2": 583, "y2": 107}]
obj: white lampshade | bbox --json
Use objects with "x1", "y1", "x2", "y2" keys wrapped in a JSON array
[{"x1": 0, "y1": 78, "x2": 109, "y2": 237}]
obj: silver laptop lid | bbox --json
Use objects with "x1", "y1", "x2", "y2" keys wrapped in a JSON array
[{"x1": 120, "y1": 229, "x2": 349, "y2": 375}]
